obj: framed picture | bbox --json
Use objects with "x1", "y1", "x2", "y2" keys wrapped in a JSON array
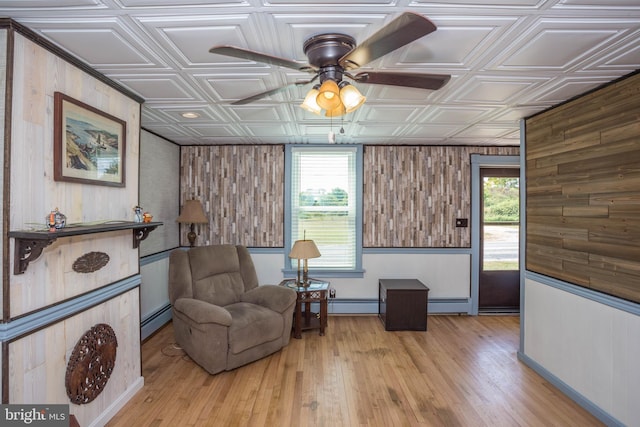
[{"x1": 54, "y1": 92, "x2": 126, "y2": 187}]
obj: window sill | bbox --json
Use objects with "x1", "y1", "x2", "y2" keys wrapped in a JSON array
[{"x1": 281, "y1": 268, "x2": 365, "y2": 279}]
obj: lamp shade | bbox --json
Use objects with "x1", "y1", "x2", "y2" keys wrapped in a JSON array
[
  {"x1": 300, "y1": 86, "x2": 322, "y2": 114},
  {"x1": 325, "y1": 103, "x2": 346, "y2": 117},
  {"x1": 316, "y1": 80, "x2": 341, "y2": 110},
  {"x1": 289, "y1": 239, "x2": 321, "y2": 260},
  {"x1": 339, "y1": 83, "x2": 366, "y2": 113},
  {"x1": 176, "y1": 199, "x2": 208, "y2": 224}
]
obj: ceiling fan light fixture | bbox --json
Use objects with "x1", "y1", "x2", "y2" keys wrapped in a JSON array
[
  {"x1": 325, "y1": 103, "x2": 346, "y2": 117},
  {"x1": 339, "y1": 82, "x2": 366, "y2": 113},
  {"x1": 316, "y1": 79, "x2": 341, "y2": 110},
  {"x1": 300, "y1": 85, "x2": 322, "y2": 114}
]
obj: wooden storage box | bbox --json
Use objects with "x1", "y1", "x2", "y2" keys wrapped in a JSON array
[{"x1": 379, "y1": 279, "x2": 429, "y2": 331}]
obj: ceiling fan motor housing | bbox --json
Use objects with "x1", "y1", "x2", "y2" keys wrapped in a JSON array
[{"x1": 303, "y1": 33, "x2": 356, "y2": 70}]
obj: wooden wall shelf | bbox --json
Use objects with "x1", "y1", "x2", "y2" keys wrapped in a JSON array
[{"x1": 8, "y1": 221, "x2": 163, "y2": 275}]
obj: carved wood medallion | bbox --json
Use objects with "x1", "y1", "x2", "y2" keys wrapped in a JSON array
[
  {"x1": 72, "y1": 251, "x2": 110, "y2": 273},
  {"x1": 65, "y1": 323, "x2": 118, "y2": 404}
]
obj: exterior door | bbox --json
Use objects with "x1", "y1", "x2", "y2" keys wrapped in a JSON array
[{"x1": 479, "y1": 168, "x2": 520, "y2": 311}]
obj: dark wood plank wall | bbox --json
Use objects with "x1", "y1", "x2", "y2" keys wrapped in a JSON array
[
  {"x1": 525, "y1": 71, "x2": 640, "y2": 304},
  {"x1": 180, "y1": 144, "x2": 519, "y2": 249}
]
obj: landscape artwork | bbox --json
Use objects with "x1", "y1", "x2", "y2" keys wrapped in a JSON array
[{"x1": 54, "y1": 92, "x2": 126, "y2": 187}]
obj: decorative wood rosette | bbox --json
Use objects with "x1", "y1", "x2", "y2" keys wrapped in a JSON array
[
  {"x1": 72, "y1": 251, "x2": 110, "y2": 273},
  {"x1": 65, "y1": 323, "x2": 118, "y2": 404}
]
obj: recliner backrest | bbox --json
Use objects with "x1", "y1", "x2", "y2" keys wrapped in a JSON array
[
  {"x1": 169, "y1": 245, "x2": 261, "y2": 307},
  {"x1": 189, "y1": 245, "x2": 245, "y2": 306}
]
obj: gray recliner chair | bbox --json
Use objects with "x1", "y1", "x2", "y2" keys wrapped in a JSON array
[{"x1": 168, "y1": 244, "x2": 297, "y2": 374}]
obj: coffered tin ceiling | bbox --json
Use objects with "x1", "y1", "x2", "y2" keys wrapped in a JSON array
[{"x1": 0, "y1": 0, "x2": 639, "y2": 146}]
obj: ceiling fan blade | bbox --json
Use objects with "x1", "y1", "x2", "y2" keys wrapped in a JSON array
[
  {"x1": 231, "y1": 79, "x2": 315, "y2": 105},
  {"x1": 353, "y1": 72, "x2": 451, "y2": 90},
  {"x1": 210, "y1": 46, "x2": 312, "y2": 72},
  {"x1": 339, "y1": 12, "x2": 437, "y2": 70}
]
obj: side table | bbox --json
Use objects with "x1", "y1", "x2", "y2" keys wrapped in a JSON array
[{"x1": 279, "y1": 278, "x2": 329, "y2": 339}]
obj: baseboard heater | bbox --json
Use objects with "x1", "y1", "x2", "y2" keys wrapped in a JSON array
[
  {"x1": 141, "y1": 303, "x2": 172, "y2": 340},
  {"x1": 326, "y1": 298, "x2": 471, "y2": 315}
]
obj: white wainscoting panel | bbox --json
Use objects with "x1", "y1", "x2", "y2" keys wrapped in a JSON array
[{"x1": 523, "y1": 278, "x2": 640, "y2": 427}]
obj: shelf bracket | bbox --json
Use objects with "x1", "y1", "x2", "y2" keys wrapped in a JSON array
[
  {"x1": 14, "y1": 238, "x2": 56, "y2": 275},
  {"x1": 132, "y1": 225, "x2": 159, "y2": 249}
]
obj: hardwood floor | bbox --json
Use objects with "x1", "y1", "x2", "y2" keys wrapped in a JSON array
[{"x1": 107, "y1": 315, "x2": 603, "y2": 427}]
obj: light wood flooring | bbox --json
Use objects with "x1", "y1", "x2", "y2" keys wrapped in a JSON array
[{"x1": 107, "y1": 315, "x2": 603, "y2": 427}]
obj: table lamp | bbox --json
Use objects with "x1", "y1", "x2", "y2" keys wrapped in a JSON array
[
  {"x1": 289, "y1": 239, "x2": 321, "y2": 286},
  {"x1": 176, "y1": 199, "x2": 208, "y2": 247}
]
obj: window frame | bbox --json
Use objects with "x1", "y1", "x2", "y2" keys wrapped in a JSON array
[{"x1": 283, "y1": 144, "x2": 364, "y2": 278}]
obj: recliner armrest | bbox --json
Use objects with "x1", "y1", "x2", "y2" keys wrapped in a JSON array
[
  {"x1": 173, "y1": 298, "x2": 233, "y2": 326},
  {"x1": 241, "y1": 285, "x2": 297, "y2": 314}
]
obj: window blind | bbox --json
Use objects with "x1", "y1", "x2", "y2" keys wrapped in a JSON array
[{"x1": 290, "y1": 147, "x2": 357, "y2": 270}]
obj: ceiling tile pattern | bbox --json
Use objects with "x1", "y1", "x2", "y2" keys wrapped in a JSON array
[{"x1": 1, "y1": 0, "x2": 639, "y2": 145}]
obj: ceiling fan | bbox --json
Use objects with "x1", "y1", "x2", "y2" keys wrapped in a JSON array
[{"x1": 209, "y1": 12, "x2": 451, "y2": 115}]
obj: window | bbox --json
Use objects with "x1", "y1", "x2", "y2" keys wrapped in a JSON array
[{"x1": 285, "y1": 145, "x2": 362, "y2": 275}]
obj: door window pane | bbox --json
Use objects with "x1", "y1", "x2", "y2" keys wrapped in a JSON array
[{"x1": 482, "y1": 177, "x2": 519, "y2": 271}]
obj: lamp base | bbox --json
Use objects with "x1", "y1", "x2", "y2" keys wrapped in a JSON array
[{"x1": 187, "y1": 224, "x2": 197, "y2": 247}]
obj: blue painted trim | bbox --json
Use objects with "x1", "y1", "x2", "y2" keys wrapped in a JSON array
[
  {"x1": 355, "y1": 146, "x2": 364, "y2": 271},
  {"x1": 248, "y1": 247, "x2": 283, "y2": 254},
  {"x1": 282, "y1": 268, "x2": 365, "y2": 278},
  {"x1": 253, "y1": 247, "x2": 472, "y2": 256},
  {"x1": 470, "y1": 154, "x2": 520, "y2": 315},
  {"x1": 429, "y1": 298, "x2": 471, "y2": 314},
  {"x1": 284, "y1": 145, "x2": 293, "y2": 266},
  {"x1": 326, "y1": 298, "x2": 471, "y2": 315},
  {"x1": 140, "y1": 248, "x2": 174, "y2": 266},
  {"x1": 0, "y1": 275, "x2": 141, "y2": 342},
  {"x1": 471, "y1": 155, "x2": 521, "y2": 166},
  {"x1": 363, "y1": 247, "x2": 472, "y2": 254},
  {"x1": 471, "y1": 158, "x2": 480, "y2": 316},
  {"x1": 517, "y1": 351, "x2": 624, "y2": 427},
  {"x1": 519, "y1": 119, "x2": 527, "y2": 354},
  {"x1": 141, "y1": 303, "x2": 172, "y2": 340},
  {"x1": 525, "y1": 271, "x2": 640, "y2": 316},
  {"x1": 284, "y1": 145, "x2": 364, "y2": 274}
]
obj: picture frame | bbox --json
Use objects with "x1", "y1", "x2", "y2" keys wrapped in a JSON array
[{"x1": 54, "y1": 92, "x2": 126, "y2": 187}]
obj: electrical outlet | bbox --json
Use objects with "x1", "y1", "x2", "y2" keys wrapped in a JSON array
[
  {"x1": 329, "y1": 288, "x2": 336, "y2": 298},
  {"x1": 456, "y1": 218, "x2": 468, "y2": 227}
]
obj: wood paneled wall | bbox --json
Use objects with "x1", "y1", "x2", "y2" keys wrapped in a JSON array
[
  {"x1": 180, "y1": 145, "x2": 284, "y2": 247},
  {"x1": 525, "y1": 71, "x2": 640, "y2": 304},
  {"x1": 8, "y1": 33, "x2": 141, "y2": 317},
  {"x1": 180, "y1": 144, "x2": 519, "y2": 249},
  {"x1": 9, "y1": 289, "x2": 140, "y2": 413},
  {"x1": 364, "y1": 145, "x2": 519, "y2": 247},
  {"x1": 2, "y1": 27, "x2": 144, "y2": 425}
]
